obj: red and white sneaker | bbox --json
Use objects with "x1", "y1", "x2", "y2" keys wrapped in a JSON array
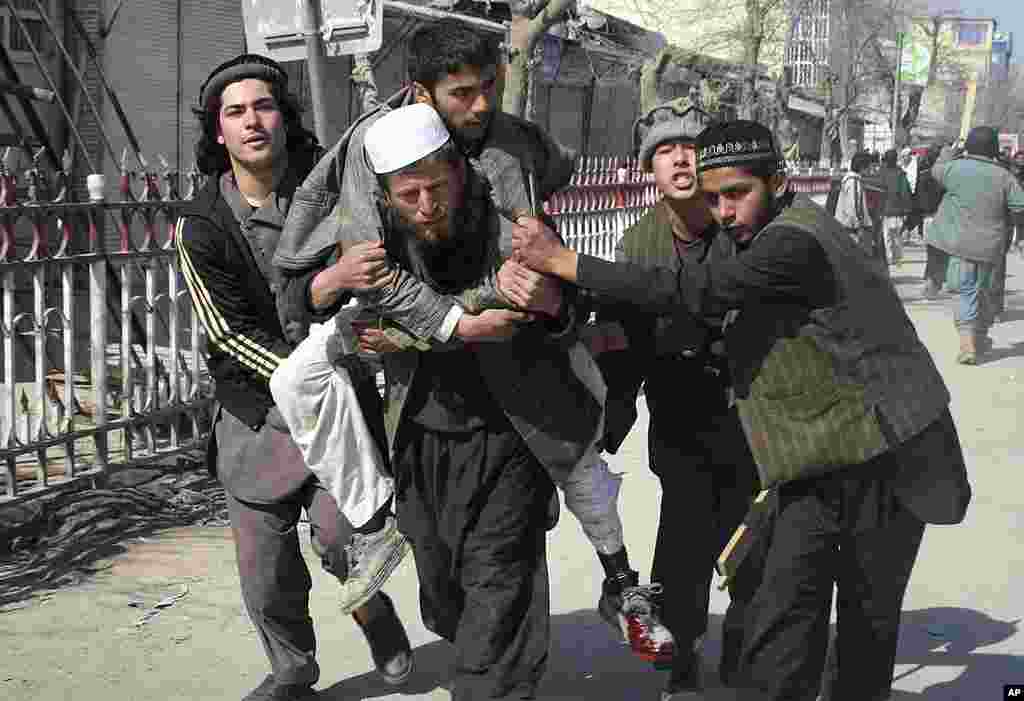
[{"x1": 598, "y1": 571, "x2": 675, "y2": 666}]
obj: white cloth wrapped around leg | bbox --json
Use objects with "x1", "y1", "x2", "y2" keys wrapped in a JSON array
[{"x1": 269, "y1": 315, "x2": 394, "y2": 527}]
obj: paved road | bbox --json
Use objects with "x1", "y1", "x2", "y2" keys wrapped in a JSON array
[{"x1": 2, "y1": 242, "x2": 1022, "y2": 701}]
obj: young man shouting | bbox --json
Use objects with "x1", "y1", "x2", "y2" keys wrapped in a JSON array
[{"x1": 512, "y1": 119, "x2": 971, "y2": 701}]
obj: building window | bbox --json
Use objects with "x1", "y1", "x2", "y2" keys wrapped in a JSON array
[
  {"x1": 956, "y1": 23, "x2": 988, "y2": 47},
  {"x1": 786, "y1": 0, "x2": 831, "y2": 88},
  {"x1": 2, "y1": 1, "x2": 51, "y2": 54},
  {"x1": 9, "y1": 18, "x2": 45, "y2": 53}
]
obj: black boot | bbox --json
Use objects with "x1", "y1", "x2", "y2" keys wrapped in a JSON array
[
  {"x1": 242, "y1": 675, "x2": 316, "y2": 701},
  {"x1": 352, "y1": 592, "x2": 413, "y2": 686}
]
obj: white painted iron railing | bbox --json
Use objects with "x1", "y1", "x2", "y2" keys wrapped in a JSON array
[
  {"x1": 548, "y1": 155, "x2": 660, "y2": 261},
  {"x1": 1, "y1": 160, "x2": 212, "y2": 504},
  {"x1": 0, "y1": 151, "x2": 664, "y2": 505}
]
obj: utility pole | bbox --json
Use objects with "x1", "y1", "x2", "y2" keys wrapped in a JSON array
[
  {"x1": 891, "y1": 30, "x2": 905, "y2": 148},
  {"x1": 302, "y1": 0, "x2": 330, "y2": 145}
]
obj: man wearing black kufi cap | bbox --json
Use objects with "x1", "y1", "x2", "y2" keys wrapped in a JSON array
[
  {"x1": 511, "y1": 119, "x2": 972, "y2": 701},
  {"x1": 176, "y1": 54, "x2": 412, "y2": 700}
]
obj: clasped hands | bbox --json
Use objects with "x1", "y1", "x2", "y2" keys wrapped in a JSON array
[{"x1": 329, "y1": 217, "x2": 571, "y2": 352}]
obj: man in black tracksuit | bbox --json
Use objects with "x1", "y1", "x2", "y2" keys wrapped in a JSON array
[{"x1": 175, "y1": 55, "x2": 410, "y2": 700}]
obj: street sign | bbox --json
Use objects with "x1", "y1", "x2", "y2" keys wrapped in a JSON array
[{"x1": 242, "y1": 0, "x2": 384, "y2": 62}]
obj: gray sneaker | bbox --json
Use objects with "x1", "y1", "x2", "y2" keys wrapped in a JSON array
[{"x1": 338, "y1": 516, "x2": 410, "y2": 614}]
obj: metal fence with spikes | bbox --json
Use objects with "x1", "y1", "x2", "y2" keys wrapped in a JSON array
[
  {"x1": 548, "y1": 162, "x2": 841, "y2": 261},
  {"x1": 1, "y1": 149, "x2": 211, "y2": 505},
  {"x1": 546, "y1": 154, "x2": 660, "y2": 261}
]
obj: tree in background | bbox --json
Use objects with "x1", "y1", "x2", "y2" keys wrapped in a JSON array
[
  {"x1": 885, "y1": 9, "x2": 966, "y2": 147},
  {"x1": 620, "y1": 0, "x2": 788, "y2": 120},
  {"x1": 504, "y1": 0, "x2": 577, "y2": 118}
]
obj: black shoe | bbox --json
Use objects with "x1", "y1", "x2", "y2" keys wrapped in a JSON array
[
  {"x1": 352, "y1": 592, "x2": 413, "y2": 685},
  {"x1": 660, "y1": 652, "x2": 701, "y2": 699},
  {"x1": 242, "y1": 675, "x2": 316, "y2": 701}
]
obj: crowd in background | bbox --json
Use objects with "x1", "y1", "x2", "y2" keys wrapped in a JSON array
[{"x1": 832, "y1": 128, "x2": 1024, "y2": 365}]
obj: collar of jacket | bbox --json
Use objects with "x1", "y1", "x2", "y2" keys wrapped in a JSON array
[{"x1": 191, "y1": 145, "x2": 322, "y2": 216}]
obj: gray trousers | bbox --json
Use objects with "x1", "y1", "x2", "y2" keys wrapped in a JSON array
[{"x1": 220, "y1": 419, "x2": 352, "y2": 687}]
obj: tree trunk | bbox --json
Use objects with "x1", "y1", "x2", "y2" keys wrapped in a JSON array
[
  {"x1": 640, "y1": 50, "x2": 672, "y2": 115},
  {"x1": 504, "y1": 16, "x2": 532, "y2": 118},
  {"x1": 503, "y1": 0, "x2": 576, "y2": 118},
  {"x1": 739, "y1": 0, "x2": 764, "y2": 121},
  {"x1": 900, "y1": 18, "x2": 942, "y2": 142},
  {"x1": 351, "y1": 53, "x2": 379, "y2": 116},
  {"x1": 839, "y1": 111, "x2": 852, "y2": 163}
]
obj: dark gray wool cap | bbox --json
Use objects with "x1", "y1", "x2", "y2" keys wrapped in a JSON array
[
  {"x1": 199, "y1": 53, "x2": 288, "y2": 108},
  {"x1": 633, "y1": 97, "x2": 713, "y2": 170}
]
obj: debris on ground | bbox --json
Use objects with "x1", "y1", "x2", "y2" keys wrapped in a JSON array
[{"x1": 133, "y1": 584, "x2": 190, "y2": 627}]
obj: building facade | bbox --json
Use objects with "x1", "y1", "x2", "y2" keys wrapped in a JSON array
[{"x1": 0, "y1": 0, "x2": 656, "y2": 199}]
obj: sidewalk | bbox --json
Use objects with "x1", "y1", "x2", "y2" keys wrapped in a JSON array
[{"x1": 2, "y1": 242, "x2": 1022, "y2": 701}]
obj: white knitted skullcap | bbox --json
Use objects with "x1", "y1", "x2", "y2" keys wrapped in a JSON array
[{"x1": 364, "y1": 103, "x2": 452, "y2": 175}]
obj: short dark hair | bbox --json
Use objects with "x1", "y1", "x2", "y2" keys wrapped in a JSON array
[
  {"x1": 407, "y1": 20, "x2": 502, "y2": 94},
  {"x1": 850, "y1": 151, "x2": 872, "y2": 174},
  {"x1": 192, "y1": 54, "x2": 317, "y2": 175},
  {"x1": 736, "y1": 161, "x2": 781, "y2": 180},
  {"x1": 883, "y1": 148, "x2": 898, "y2": 167}
]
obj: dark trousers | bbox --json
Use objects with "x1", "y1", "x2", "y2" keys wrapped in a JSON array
[
  {"x1": 395, "y1": 422, "x2": 554, "y2": 700},
  {"x1": 924, "y1": 244, "x2": 949, "y2": 289},
  {"x1": 734, "y1": 460, "x2": 926, "y2": 701},
  {"x1": 648, "y1": 409, "x2": 761, "y2": 682},
  {"x1": 992, "y1": 250, "x2": 1008, "y2": 316},
  {"x1": 225, "y1": 472, "x2": 352, "y2": 686}
]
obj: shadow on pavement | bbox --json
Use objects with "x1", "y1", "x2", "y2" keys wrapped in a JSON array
[
  {"x1": 994, "y1": 308, "x2": 1024, "y2": 324},
  {"x1": 321, "y1": 606, "x2": 1020, "y2": 700},
  {"x1": 980, "y1": 341, "x2": 1024, "y2": 364},
  {"x1": 319, "y1": 637, "x2": 455, "y2": 699},
  {"x1": 321, "y1": 610, "x2": 773, "y2": 700},
  {"x1": 887, "y1": 607, "x2": 1022, "y2": 700}
]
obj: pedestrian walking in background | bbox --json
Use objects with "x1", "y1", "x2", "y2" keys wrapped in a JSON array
[
  {"x1": 899, "y1": 147, "x2": 920, "y2": 239},
  {"x1": 926, "y1": 126, "x2": 1024, "y2": 364},
  {"x1": 833, "y1": 151, "x2": 875, "y2": 256},
  {"x1": 877, "y1": 149, "x2": 915, "y2": 266},
  {"x1": 916, "y1": 144, "x2": 948, "y2": 298}
]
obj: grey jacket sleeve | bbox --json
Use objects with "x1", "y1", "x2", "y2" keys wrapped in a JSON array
[{"x1": 336, "y1": 117, "x2": 509, "y2": 338}]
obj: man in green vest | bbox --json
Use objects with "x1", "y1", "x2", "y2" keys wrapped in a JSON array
[
  {"x1": 509, "y1": 119, "x2": 971, "y2": 701},
  {"x1": 584, "y1": 100, "x2": 760, "y2": 700}
]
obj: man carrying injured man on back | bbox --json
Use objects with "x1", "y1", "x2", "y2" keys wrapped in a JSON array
[{"x1": 270, "y1": 21, "x2": 673, "y2": 666}]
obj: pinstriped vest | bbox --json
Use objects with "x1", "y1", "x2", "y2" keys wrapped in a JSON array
[{"x1": 734, "y1": 196, "x2": 950, "y2": 488}]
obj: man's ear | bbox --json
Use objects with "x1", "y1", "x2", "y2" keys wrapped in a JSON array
[
  {"x1": 769, "y1": 172, "x2": 788, "y2": 199},
  {"x1": 413, "y1": 82, "x2": 434, "y2": 107}
]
